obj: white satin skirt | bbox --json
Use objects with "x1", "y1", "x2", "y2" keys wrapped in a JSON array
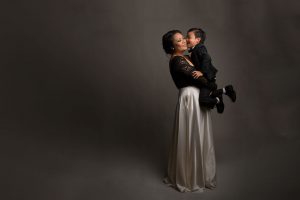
[{"x1": 163, "y1": 86, "x2": 217, "y2": 192}]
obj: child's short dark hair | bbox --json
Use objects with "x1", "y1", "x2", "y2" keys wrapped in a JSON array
[{"x1": 188, "y1": 28, "x2": 206, "y2": 44}]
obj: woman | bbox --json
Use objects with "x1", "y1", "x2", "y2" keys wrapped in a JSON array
[{"x1": 162, "y1": 30, "x2": 217, "y2": 192}]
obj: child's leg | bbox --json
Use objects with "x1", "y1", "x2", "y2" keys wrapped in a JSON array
[
  {"x1": 199, "y1": 87, "x2": 224, "y2": 113},
  {"x1": 210, "y1": 84, "x2": 236, "y2": 103},
  {"x1": 199, "y1": 87, "x2": 218, "y2": 109},
  {"x1": 210, "y1": 88, "x2": 223, "y2": 98}
]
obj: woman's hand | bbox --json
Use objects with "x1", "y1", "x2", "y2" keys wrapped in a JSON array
[{"x1": 192, "y1": 71, "x2": 203, "y2": 79}]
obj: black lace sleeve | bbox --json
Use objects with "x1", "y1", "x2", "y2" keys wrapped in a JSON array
[
  {"x1": 172, "y1": 56, "x2": 195, "y2": 76},
  {"x1": 171, "y1": 56, "x2": 213, "y2": 88}
]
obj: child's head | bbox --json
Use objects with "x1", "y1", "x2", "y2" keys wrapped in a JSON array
[{"x1": 186, "y1": 28, "x2": 206, "y2": 48}]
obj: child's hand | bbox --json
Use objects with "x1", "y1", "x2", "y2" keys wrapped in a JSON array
[{"x1": 192, "y1": 71, "x2": 203, "y2": 79}]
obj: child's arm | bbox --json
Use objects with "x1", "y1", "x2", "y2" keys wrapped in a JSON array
[
  {"x1": 193, "y1": 45, "x2": 217, "y2": 80},
  {"x1": 192, "y1": 71, "x2": 203, "y2": 79},
  {"x1": 191, "y1": 46, "x2": 204, "y2": 71}
]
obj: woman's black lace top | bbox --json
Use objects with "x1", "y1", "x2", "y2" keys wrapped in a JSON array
[{"x1": 169, "y1": 56, "x2": 212, "y2": 89}]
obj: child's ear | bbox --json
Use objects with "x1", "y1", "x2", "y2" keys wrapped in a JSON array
[{"x1": 197, "y1": 38, "x2": 201, "y2": 43}]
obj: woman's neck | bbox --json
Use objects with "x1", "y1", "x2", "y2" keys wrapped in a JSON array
[{"x1": 172, "y1": 51, "x2": 184, "y2": 57}]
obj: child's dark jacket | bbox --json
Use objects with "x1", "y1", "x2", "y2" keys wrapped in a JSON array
[{"x1": 190, "y1": 43, "x2": 218, "y2": 81}]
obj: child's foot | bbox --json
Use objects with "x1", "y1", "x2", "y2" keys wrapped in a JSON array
[
  {"x1": 225, "y1": 85, "x2": 236, "y2": 102},
  {"x1": 216, "y1": 95, "x2": 224, "y2": 113}
]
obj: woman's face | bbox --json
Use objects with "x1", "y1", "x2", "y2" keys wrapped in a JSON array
[{"x1": 172, "y1": 33, "x2": 187, "y2": 53}]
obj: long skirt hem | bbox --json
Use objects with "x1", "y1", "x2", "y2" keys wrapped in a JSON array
[{"x1": 164, "y1": 86, "x2": 217, "y2": 192}]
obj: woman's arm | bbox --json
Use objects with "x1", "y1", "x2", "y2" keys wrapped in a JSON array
[{"x1": 172, "y1": 56, "x2": 215, "y2": 89}]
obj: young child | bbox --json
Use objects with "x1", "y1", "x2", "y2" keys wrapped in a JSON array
[{"x1": 186, "y1": 28, "x2": 236, "y2": 113}]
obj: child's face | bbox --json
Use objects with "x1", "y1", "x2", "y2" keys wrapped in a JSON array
[{"x1": 186, "y1": 31, "x2": 201, "y2": 48}]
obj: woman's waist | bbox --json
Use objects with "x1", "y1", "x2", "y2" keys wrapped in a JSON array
[{"x1": 178, "y1": 86, "x2": 200, "y2": 96}]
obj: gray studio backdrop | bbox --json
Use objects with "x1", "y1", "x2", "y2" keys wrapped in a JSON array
[{"x1": 1, "y1": 0, "x2": 299, "y2": 200}]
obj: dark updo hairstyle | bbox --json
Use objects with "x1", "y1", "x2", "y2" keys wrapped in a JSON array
[
  {"x1": 162, "y1": 30, "x2": 182, "y2": 54},
  {"x1": 188, "y1": 28, "x2": 206, "y2": 44}
]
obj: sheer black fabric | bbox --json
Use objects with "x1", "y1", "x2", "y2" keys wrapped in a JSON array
[{"x1": 169, "y1": 56, "x2": 216, "y2": 90}]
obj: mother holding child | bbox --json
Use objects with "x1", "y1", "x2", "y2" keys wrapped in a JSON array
[{"x1": 162, "y1": 29, "x2": 236, "y2": 193}]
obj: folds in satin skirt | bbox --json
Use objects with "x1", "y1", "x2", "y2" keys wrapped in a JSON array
[{"x1": 163, "y1": 86, "x2": 217, "y2": 192}]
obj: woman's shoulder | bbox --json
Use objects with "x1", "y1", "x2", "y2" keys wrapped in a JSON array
[
  {"x1": 171, "y1": 55, "x2": 194, "y2": 66},
  {"x1": 170, "y1": 55, "x2": 183, "y2": 60},
  {"x1": 170, "y1": 55, "x2": 188, "y2": 64}
]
